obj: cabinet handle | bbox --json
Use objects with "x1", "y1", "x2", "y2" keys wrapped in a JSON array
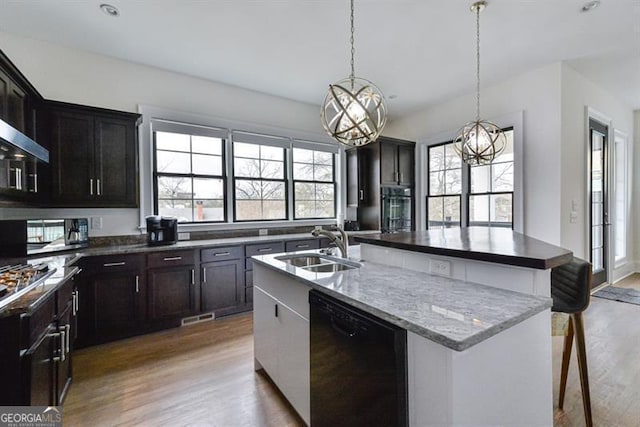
[
  {"x1": 274, "y1": 304, "x2": 278, "y2": 318},
  {"x1": 103, "y1": 262, "x2": 126, "y2": 267},
  {"x1": 72, "y1": 291, "x2": 77, "y2": 315},
  {"x1": 48, "y1": 330, "x2": 62, "y2": 362},
  {"x1": 400, "y1": 172, "x2": 404, "y2": 182},
  {"x1": 97, "y1": 179, "x2": 101, "y2": 196},
  {"x1": 135, "y1": 275, "x2": 139, "y2": 293},
  {"x1": 65, "y1": 324, "x2": 71, "y2": 354},
  {"x1": 213, "y1": 252, "x2": 230, "y2": 257},
  {"x1": 296, "y1": 244, "x2": 310, "y2": 249},
  {"x1": 202, "y1": 267, "x2": 207, "y2": 283},
  {"x1": 90, "y1": 178, "x2": 94, "y2": 196},
  {"x1": 258, "y1": 248, "x2": 272, "y2": 253},
  {"x1": 359, "y1": 189, "x2": 364, "y2": 200},
  {"x1": 191, "y1": 269, "x2": 195, "y2": 285},
  {"x1": 163, "y1": 256, "x2": 182, "y2": 261},
  {"x1": 59, "y1": 329, "x2": 66, "y2": 361},
  {"x1": 33, "y1": 173, "x2": 38, "y2": 193}
]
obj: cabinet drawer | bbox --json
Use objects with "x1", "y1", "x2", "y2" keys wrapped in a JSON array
[
  {"x1": 245, "y1": 241, "x2": 285, "y2": 257},
  {"x1": 285, "y1": 239, "x2": 320, "y2": 252},
  {"x1": 81, "y1": 254, "x2": 144, "y2": 273},
  {"x1": 22, "y1": 295, "x2": 56, "y2": 349},
  {"x1": 147, "y1": 250, "x2": 195, "y2": 268},
  {"x1": 201, "y1": 246, "x2": 243, "y2": 263}
]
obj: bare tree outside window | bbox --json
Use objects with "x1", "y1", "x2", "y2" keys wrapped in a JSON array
[{"x1": 293, "y1": 148, "x2": 335, "y2": 219}]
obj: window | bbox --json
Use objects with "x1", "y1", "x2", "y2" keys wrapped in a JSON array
[
  {"x1": 469, "y1": 129, "x2": 514, "y2": 227},
  {"x1": 614, "y1": 132, "x2": 627, "y2": 264},
  {"x1": 233, "y1": 140, "x2": 287, "y2": 221},
  {"x1": 293, "y1": 148, "x2": 336, "y2": 219},
  {"x1": 154, "y1": 129, "x2": 225, "y2": 223},
  {"x1": 427, "y1": 142, "x2": 462, "y2": 228},
  {"x1": 426, "y1": 128, "x2": 514, "y2": 229}
]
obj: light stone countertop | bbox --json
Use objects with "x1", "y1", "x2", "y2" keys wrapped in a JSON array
[{"x1": 252, "y1": 247, "x2": 552, "y2": 351}]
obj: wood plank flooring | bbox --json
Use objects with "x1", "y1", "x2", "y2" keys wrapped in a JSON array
[{"x1": 64, "y1": 295, "x2": 640, "y2": 426}]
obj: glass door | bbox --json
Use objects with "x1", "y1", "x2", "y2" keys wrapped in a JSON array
[{"x1": 589, "y1": 118, "x2": 609, "y2": 287}]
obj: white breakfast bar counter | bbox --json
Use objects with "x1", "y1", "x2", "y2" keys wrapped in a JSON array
[{"x1": 252, "y1": 228, "x2": 572, "y2": 426}]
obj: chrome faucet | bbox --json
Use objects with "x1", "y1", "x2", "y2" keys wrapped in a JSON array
[{"x1": 311, "y1": 226, "x2": 349, "y2": 258}]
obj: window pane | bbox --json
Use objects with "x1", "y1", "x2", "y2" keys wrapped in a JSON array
[
  {"x1": 157, "y1": 151, "x2": 190, "y2": 174},
  {"x1": 314, "y1": 165, "x2": 333, "y2": 182},
  {"x1": 193, "y1": 178, "x2": 223, "y2": 199},
  {"x1": 429, "y1": 145, "x2": 445, "y2": 171},
  {"x1": 429, "y1": 172, "x2": 444, "y2": 196},
  {"x1": 314, "y1": 151, "x2": 333, "y2": 165},
  {"x1": 471, "y1": 165, "x2": 490, "y2": 193},
  {"x1": 293, "y1": 163, "x2": 314, "y2": 181},
  {"x1": 316, "y1": 183, "x2": 335, "y2": 200},
  {"x1": 158, "y1": 199, "x2": 192, "y2": 223},
  {"x1": 444, "y1": 144, "x2": 461, "y2": 169},
  {"x1": 261, "y1": 160, "x2": 284, "y2": 179},
  {"x1": 192, "y1": 136, "x2": 222, "y2": 155},
  {"x1": 492, "y1": 163, "x2": 513, "y2": 192},
  {"x1": 443, "y1": 196, "x2": 461, "y2": 226},
  {"x1": 494, "y1": 130, "x2": 514, "y2": 163},
  {"x1": 262, "y1": 181, "x2": 285, "y2": 200},
  {"x1": 235, "y1": 179, "x2": 286, "y2": 221},
  {"x1": 263, "y1": 201, "x2": 286, "y2": 219},
  {"x1": 194, "y1": 199, "x2": 224, "y2": 222},
  {"x1": 193, "y1": 154, "x2": 222, "y2": 176},
  {"x1": 445, "y1": 170, "x2": 462, "y2": 194},
  {"x1": 428, "y1": 197, "x2": 444, "y2": 227},
  {"x1": 156, "y1": 131, "x2": 190, "y2": 152},
  {"x1": 157, "y1": 176, "x2": 191, "y2": 199},
  {"x1": 234, "y1": 142, "x2": 259, "y2": 158},
  {"x1": 235, "y1": 200, "x2": 262, "y2": 221},
  {"x1": 295, "y1": 182, "x2": 314, "y2": 200},
  {"x1": 293, "y1": 148, "x2": 314, "y2": 163},
  {"x1": 234, "y1": 158, "x2": 260, "y2": 178},
  {"x1": 235, "y1": 179, "x2": 261, "y2": 199},
  {"x1": 315, "y1": 200, "x2": 335, "y2": 218},
  {"x1": 491, "y1": 194, "x2": 513, "y2": 223},
  {"x1": 469, "y1": 195, "x2": 489, "y2": 223},
  {"x1": 261, "y1": 145, "x2": 284, "y2": 161}
]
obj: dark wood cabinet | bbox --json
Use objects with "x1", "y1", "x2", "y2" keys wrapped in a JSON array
[
  {"x1": 77, "y1": 254, "x2": 145, "y2": 346},
  {"x1": 346, "y1": 147, "x2": 375, "y2": 207},
  {"x1": 380, "y1": 138, "x2": 415, "y2": 186},
  {"x1": 23, "y1": 325, "x2": 56, "y2": 406},
  {"x1": 201, "y1": 259, "x2": 244, "y2": 315},
  {"x1": 148, "y1": 265, "x2": 196, "y2": 321},
  {"x1": 56, "y1": 305, "x2": 73, "y2": 405},
  {"x1": 0, "y1": 67, "x2": 28, "y2": 133},
  {"x1": 49, "y1": 102, "x2": 140, "y2": 207}
]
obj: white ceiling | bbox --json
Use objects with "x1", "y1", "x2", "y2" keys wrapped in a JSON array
[{"x1": 0, "y1": 0, "x2": 638, "y2": 117}]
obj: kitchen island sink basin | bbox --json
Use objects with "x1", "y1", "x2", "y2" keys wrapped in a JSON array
[{"x1": 275, "y1": 253, "x2": 361, "y2": 272}]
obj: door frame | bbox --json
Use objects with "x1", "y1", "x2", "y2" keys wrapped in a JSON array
[{"x1": 585, "y1": 107, "x2": 613, "y2": 286}]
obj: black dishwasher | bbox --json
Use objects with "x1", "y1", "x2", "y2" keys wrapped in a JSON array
[{"x1": 309, "y1": 290, "x2": 408, "y2": 427}]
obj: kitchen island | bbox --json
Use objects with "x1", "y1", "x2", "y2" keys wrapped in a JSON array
[{"x1": 252, "y1": 228, "x2": 572, "y2": 426}]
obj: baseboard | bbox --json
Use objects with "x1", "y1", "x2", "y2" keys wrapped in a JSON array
[{"x1": 612, "y1": 261, "x2": 639, "y2": 284}]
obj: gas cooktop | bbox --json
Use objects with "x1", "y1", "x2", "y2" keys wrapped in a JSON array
[{"x1": 0, "y1": 263, "x2": 57, "y2": 309}]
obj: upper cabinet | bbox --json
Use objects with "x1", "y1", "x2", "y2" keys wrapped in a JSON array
[
  {"x1": 0, "y1": 52, "x2": 41, "y2": 137},
  {"x1": 379, "y1": 137, "x2": 415, "y2": 186},
  {"x1": 48, "y1": 102, "x2": 141, "y2": 207}
]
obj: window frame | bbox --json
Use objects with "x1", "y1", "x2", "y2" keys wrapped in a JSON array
[
  {"x1": 613, "y1": 129, "x2": 629, "y2": 267},
  {"x1": 231, "y1": 141, "x2": 289, "y2": 223},
  {"x1": 426, "y1": 141, "x2": 462, "y2": 229},
  {"x1": 292, "y1": 148, "x2": 338, "y2": 220},
  {"x1": 152, "y1": 128, "x2": 228, "y2": 224}
]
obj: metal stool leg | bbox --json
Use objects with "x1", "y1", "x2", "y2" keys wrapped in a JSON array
[
  {"x1": 572, "y1": 312, "x2": 593, "y2": 427},
  {"x1": 558, "y1": 318, "x2": 574, "y2": 409}
]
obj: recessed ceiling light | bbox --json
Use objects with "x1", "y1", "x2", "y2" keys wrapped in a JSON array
[
  {"x1": 581, "y1": 1, "x2": 600, "y2": 12},
  {"x1": 100, "y1": 3, "x2": 120, "y2": 17},
  {"x1": 388, "y1": 94, "x2": 398, "y2": 100}
]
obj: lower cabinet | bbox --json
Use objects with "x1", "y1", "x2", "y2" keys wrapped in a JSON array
[
  {"x1": 201, "y1": 259, "x2": 243, "y2": 316},
  {"x1": 253, "y1": 264, "x2": 310, "y2": 425},
  {"x1": 23, "y1": 324, "x2": 56, "y2": 406},
  {"x1": 147, "y1": 266, "x2": 196, "y2": 321}
]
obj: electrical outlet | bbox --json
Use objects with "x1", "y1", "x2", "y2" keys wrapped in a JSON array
[
  {"x1": 178, "y1": 232, "x2": 190, "y2": 240},
  {"x1": 570, "y1": 211, "x2": 578, "y2": 224},
  {"x1": 90, "y1": 216, "x2": 102, "y2": 230},
  {"x1": 259, "y1": 229, "x2": 268, "y2": 236},
  {"x1": 430, "y1": 259, "x2": 451, "y2": 277}
]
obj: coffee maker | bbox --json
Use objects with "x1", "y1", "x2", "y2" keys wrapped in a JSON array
[{"x1": 146, "y1": 216, "x2": 178, "y2": 246}]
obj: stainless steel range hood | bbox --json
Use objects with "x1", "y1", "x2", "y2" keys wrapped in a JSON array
[{"x1": 0, "y1": 118, "x2": 49, "y2": 163}]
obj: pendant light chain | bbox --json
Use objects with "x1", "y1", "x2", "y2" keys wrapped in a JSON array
[
  {"x1": 475, "y1": 4, "x2": 481, "y2": 122},
  {"x1": 349, "y1": 0, "x2": 356, "y2": 82}
]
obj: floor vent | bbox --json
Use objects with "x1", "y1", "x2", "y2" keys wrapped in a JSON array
[{"x1": 181, "y1": 312, "x2": 215, "y2": 326}]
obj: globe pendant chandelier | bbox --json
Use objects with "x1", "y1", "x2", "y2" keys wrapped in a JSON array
[
  {"x1": 453, "y1": 1, "x2": 506, "y2": 165},
  {"x1": 320, "y1": 0, "x2": 387, "y2": 147}
]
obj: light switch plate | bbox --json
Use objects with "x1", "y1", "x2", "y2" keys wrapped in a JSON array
[
  {"x1": 259, "y1": 229, "x2": 268, "y2": 236},
  {"x1": 570, "y1": 211, "x2": 578, "y2": 224}
]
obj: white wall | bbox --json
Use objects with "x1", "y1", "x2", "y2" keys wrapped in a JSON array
[
  {"x1": 560, "y1": 63, "x2": 635, "y2": 280},
  {"x1": 386, "y1": 63, "x2": 563, "y2": 244},
  {"x1": 0, "y1": 31, "x2": 327, "y2": 236},
  {"x1": 635, "y1": 111, "x2": 640, "y2": 274}
]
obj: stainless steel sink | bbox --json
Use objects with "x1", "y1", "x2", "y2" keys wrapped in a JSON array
[
  {"x1": 275, "y1": 253, "x2": 362, "y2": 273},
  {"x1": 277, "y1": 255, "x2": 332, "y2": 267},
  {"x1": 302, "y1": 263, "x2": 357, "y2": 273}
]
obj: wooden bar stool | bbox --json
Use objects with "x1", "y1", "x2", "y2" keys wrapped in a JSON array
[{"x1": 551, "y1": 257, "x2": 593, "y2": 427}]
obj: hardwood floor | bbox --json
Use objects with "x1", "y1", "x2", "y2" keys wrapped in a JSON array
[
  {"x1": 612, "y1": 273, "x2": 640, "y2": 290},
  {"x1": 64, "y1": 299, "x2": 640, "y2": 426}
]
